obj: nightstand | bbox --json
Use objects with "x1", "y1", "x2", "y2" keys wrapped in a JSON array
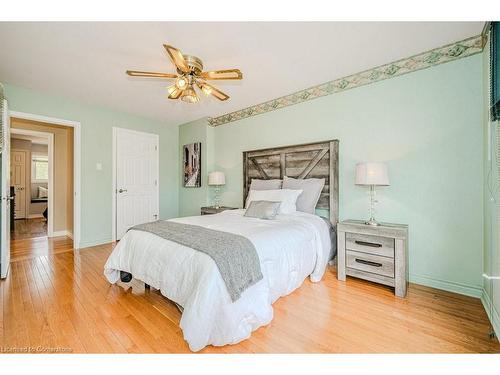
[
  {"x1": 200, "y1": 206, "x2": 238, "y2": 215},
  {"x1": 337, "y1": 220, "x2": 408, "y2": 297}
]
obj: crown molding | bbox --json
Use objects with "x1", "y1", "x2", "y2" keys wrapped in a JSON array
[{"x1": 208, "y1": 35, "x2": 484, "y2": 127}]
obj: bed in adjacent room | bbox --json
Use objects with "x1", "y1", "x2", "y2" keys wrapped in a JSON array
[{"x1": 104, "y1": 140, "x2": 339, "y2": 351}]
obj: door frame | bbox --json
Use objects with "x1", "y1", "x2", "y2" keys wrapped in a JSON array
[
  {"x1": 1, "y1": 98, "x2": 11, "y2": 278},
  {"x1": 9, "y1": 111, "x2": 82, "y2": 249},
  {"x1": 10, "y1": 129, "x2": 54, "y2": 235},
  {"x1": 111, "y1": 127, "x2": 159, "y2": 242}
]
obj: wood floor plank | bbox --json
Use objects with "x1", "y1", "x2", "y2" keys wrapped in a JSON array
[
  {"x1": 11, "y1": 218, "x2": 47, "y2": 241},
  {"x1": 12, "y1": 261, "x2": 31, "y2": 348},
  {"x1": 1, "y1": 238, "x2": 499, "y2": 353},
  {"x1": 53, "y1": 251, "x2": 147, "y2": 353},
  {"x1": 31, "y1": 256, "x2": 82, "y2": 351}
]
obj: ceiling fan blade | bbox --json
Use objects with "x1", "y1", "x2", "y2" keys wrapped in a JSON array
[
  {"x1": 126, "y1": 70, "x2": 177, "y2": 78},
  {"x1": 167, "y1": 86, "x2": 183, "y2": 99},
  {"x1": 199, "y1": 69, "x2": 242, "y2": 80},
  {"x1": 163, "y1": 44, "x2": 190, "y2": 74},
  {"x1": 197, "y1": 81, "x2": 230, "y2": 101}
]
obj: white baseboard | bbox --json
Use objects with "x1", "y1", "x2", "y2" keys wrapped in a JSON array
[
  {"x1": 410, "y1": 273, "x2": 483, "y2": 298},
  {"x1": 481, "y1": 289, "x2": 500, "y2": 341},
  {"x1": 27, "y1": 214, "x2": 44, "y2": 219},
  {"x1": 49, "y1": 230, "x2": 72, "y2": 238},
  {"x1": 77, "y1": 238, "x2": 113, "y2": 250}
]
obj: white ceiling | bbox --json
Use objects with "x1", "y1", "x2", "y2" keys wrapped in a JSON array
[{"x1": 0, "y1": 22, "x2": 484, "y2": 126}]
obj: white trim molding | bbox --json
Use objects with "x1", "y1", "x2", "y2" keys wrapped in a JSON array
[
  {"x1": 78, "y1": 237, "x2": 113, "y2": 250},
  {"x1": 51, "y1": 230, "x2": 73, "y2": 238},
  {"x1": 10, "y1": 111, "x2": 82, "y2": 249},
  {"x1": 208, "y1": 35, "x2": 484, "y2": 127},
  {"x1": 481, "y1": 289, "x2": 500, "y2": 340},
  {"x1": 27, "y1": 214, "x2": 44, "y2": 219},
  {"x1": 410, "y1": 273, "x2": 483, "y2": 298}
]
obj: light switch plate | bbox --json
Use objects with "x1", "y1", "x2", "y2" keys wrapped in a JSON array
[{"x1": 96, "y1": 163, "x2": 102, "y2": 171}]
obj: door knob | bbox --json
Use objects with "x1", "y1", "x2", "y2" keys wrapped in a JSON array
[
  {"x1": 118, "y1": 188, "x2": 128, "y2": 193},
  {"x1": 1, "y1": 196, "x2": 14, "y2": 201}
]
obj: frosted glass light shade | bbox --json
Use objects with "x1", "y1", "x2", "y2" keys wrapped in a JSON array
[
  {"x1": 208, "y1": 171, "x2": 225, "y2": 186},
  {"x1": 355, "y1": 162, "x2": 390, "y2": 186}
]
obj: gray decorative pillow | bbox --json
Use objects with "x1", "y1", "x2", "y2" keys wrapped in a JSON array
[
  {"x1": 244, "y1": 200, "x2": 281, "y2": 220},
  {"x1": 250, "y1": 179, "x2": 282, "y2": 191},
  {"x1": 282, "y1": 176, "x2": 325, "y2": 214}
]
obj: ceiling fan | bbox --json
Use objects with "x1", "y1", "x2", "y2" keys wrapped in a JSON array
[{"x1": 126, "y1": 44, "x2": 243, "y2": 103}]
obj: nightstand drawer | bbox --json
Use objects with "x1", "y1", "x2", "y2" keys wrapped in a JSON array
[
  {"x1": 346, "y1": 232, "x2": 394, "y2": 258},
  {"x1": 346, "y1": 250, "x2": 395, "y2": 278}
]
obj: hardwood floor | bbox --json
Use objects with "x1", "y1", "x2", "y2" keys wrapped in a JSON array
[
  {"x1": 10, "y1": 236, "x2": 73, "y2": 262},
  {"x1": 11, "y1": 218, "x2": 47, "y2": 240},
  {"x1": 1, "y1": 240, "x2": 499, "y2": 353}
]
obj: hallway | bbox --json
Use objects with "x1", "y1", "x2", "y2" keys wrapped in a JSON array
[{"x1": 11, "y1": 218, "x2": 47, "y2": 240}]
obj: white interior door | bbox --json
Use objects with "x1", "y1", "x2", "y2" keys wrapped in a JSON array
[
  {"x1": 115, "y1": 128, "x2": 159, "y2": 239},
  {"x1": 1, "y1": 99, "x2": 12, "y2": 278},
  {"x1": 10, "y1": 149, "x2": 27, "y2": 219}
]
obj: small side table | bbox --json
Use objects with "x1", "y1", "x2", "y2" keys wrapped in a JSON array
[
  {"x1": 337, "y1": 220, "x2": 409, "y2": 297},
  {"x1": 200, "y1": 206, "x2": 238, "y2": 215}
]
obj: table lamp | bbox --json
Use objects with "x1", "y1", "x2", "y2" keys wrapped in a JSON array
[
  {"x1": 355, "y1": 162, "x2": 390, "y2": 226},
  {"x1": 208, "y1": 171, "x2": 225, "y2": 209}
]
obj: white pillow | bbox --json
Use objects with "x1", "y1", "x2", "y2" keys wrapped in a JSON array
[
  {"x1": 282, "y1": 176, "x2": 325, "y2": 214},
  {"x1": 245, "y1": 189, "x2": 302, "y2": 214},
  {"x1": 38, "y1": 186, "x2": 48, "y2": 198},
  {"x1": 245, "y1": 179, "x2": 283, "y2": 207}
]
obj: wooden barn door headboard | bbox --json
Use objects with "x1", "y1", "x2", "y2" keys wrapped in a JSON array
[{"x1": 243, "y1": 140, "x2": 339, "y2": 224}]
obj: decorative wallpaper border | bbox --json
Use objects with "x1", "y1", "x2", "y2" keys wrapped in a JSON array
[{"x1": 208, "y1": 35, "x2": 484, "y2": 127}]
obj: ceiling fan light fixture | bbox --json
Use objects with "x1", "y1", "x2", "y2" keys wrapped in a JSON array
[
  {"x1": 126, "y1": 43, "x2": 242, "y2": 103},
  {"x1": 180, "y1": 85, "x2": 199, "y2": 103},
  {"x1": 176, "y1": 76, "x2": 188, "y2": 89}
]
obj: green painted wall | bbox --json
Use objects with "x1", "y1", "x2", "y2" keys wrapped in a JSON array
[
  {"x1": 179, "y1": 54, "x2": 484, "y2": 297},
  {"x1": 178, "y1": 117, "x2": 214, "y2": 217},
  {"x1": 4, "y1": 84, "x2": 179, "y2": 248}
]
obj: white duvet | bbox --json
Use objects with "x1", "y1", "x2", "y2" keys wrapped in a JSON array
[{"x1": 104, "y1": 209, "x2": 331, "y2": 352}]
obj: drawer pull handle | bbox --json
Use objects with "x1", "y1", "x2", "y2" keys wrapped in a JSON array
[
  {"x1": 355, "y1": 258, "x2": 383, "y2": 267},
  {"x1": 355, "y1": 240, "x2": 382, "y2": 248}
]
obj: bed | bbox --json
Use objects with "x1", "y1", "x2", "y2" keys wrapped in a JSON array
[{"x1": 104, "y1": 140, "x2": 339, "y2": 351}]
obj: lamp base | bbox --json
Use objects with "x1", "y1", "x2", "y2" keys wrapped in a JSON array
[
  {"x1": 213, "y1": 185, "x2": 221, "y2": 210},
  {"x1": 365, "y1": 218, "x2": 380, "y2": 226}
]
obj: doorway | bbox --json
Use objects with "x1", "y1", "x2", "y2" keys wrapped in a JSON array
[
  {"x1": 1, "y1": 109, "x2": 81, "y2": 277},
  {"x1": 10, "y1": 129, "x2": 53, "y2": 240},
  {"x1": 9, "y1": 118, "x2": 74, "y2": 261},
  {"x1": 6, "y1": 113, "x2": 81, "y2": 265}
]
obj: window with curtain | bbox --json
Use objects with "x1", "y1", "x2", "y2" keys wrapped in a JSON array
[{"x1": 32, "y1": 155, "x2": 48, "y2": 182}]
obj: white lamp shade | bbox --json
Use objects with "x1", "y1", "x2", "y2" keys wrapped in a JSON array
[
  {"x1": 208, "y1": 171, "x2": 225, "y2": 186},
  {"x1": 355, "y1": 162, "x2": 390, "y2": 186}
]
